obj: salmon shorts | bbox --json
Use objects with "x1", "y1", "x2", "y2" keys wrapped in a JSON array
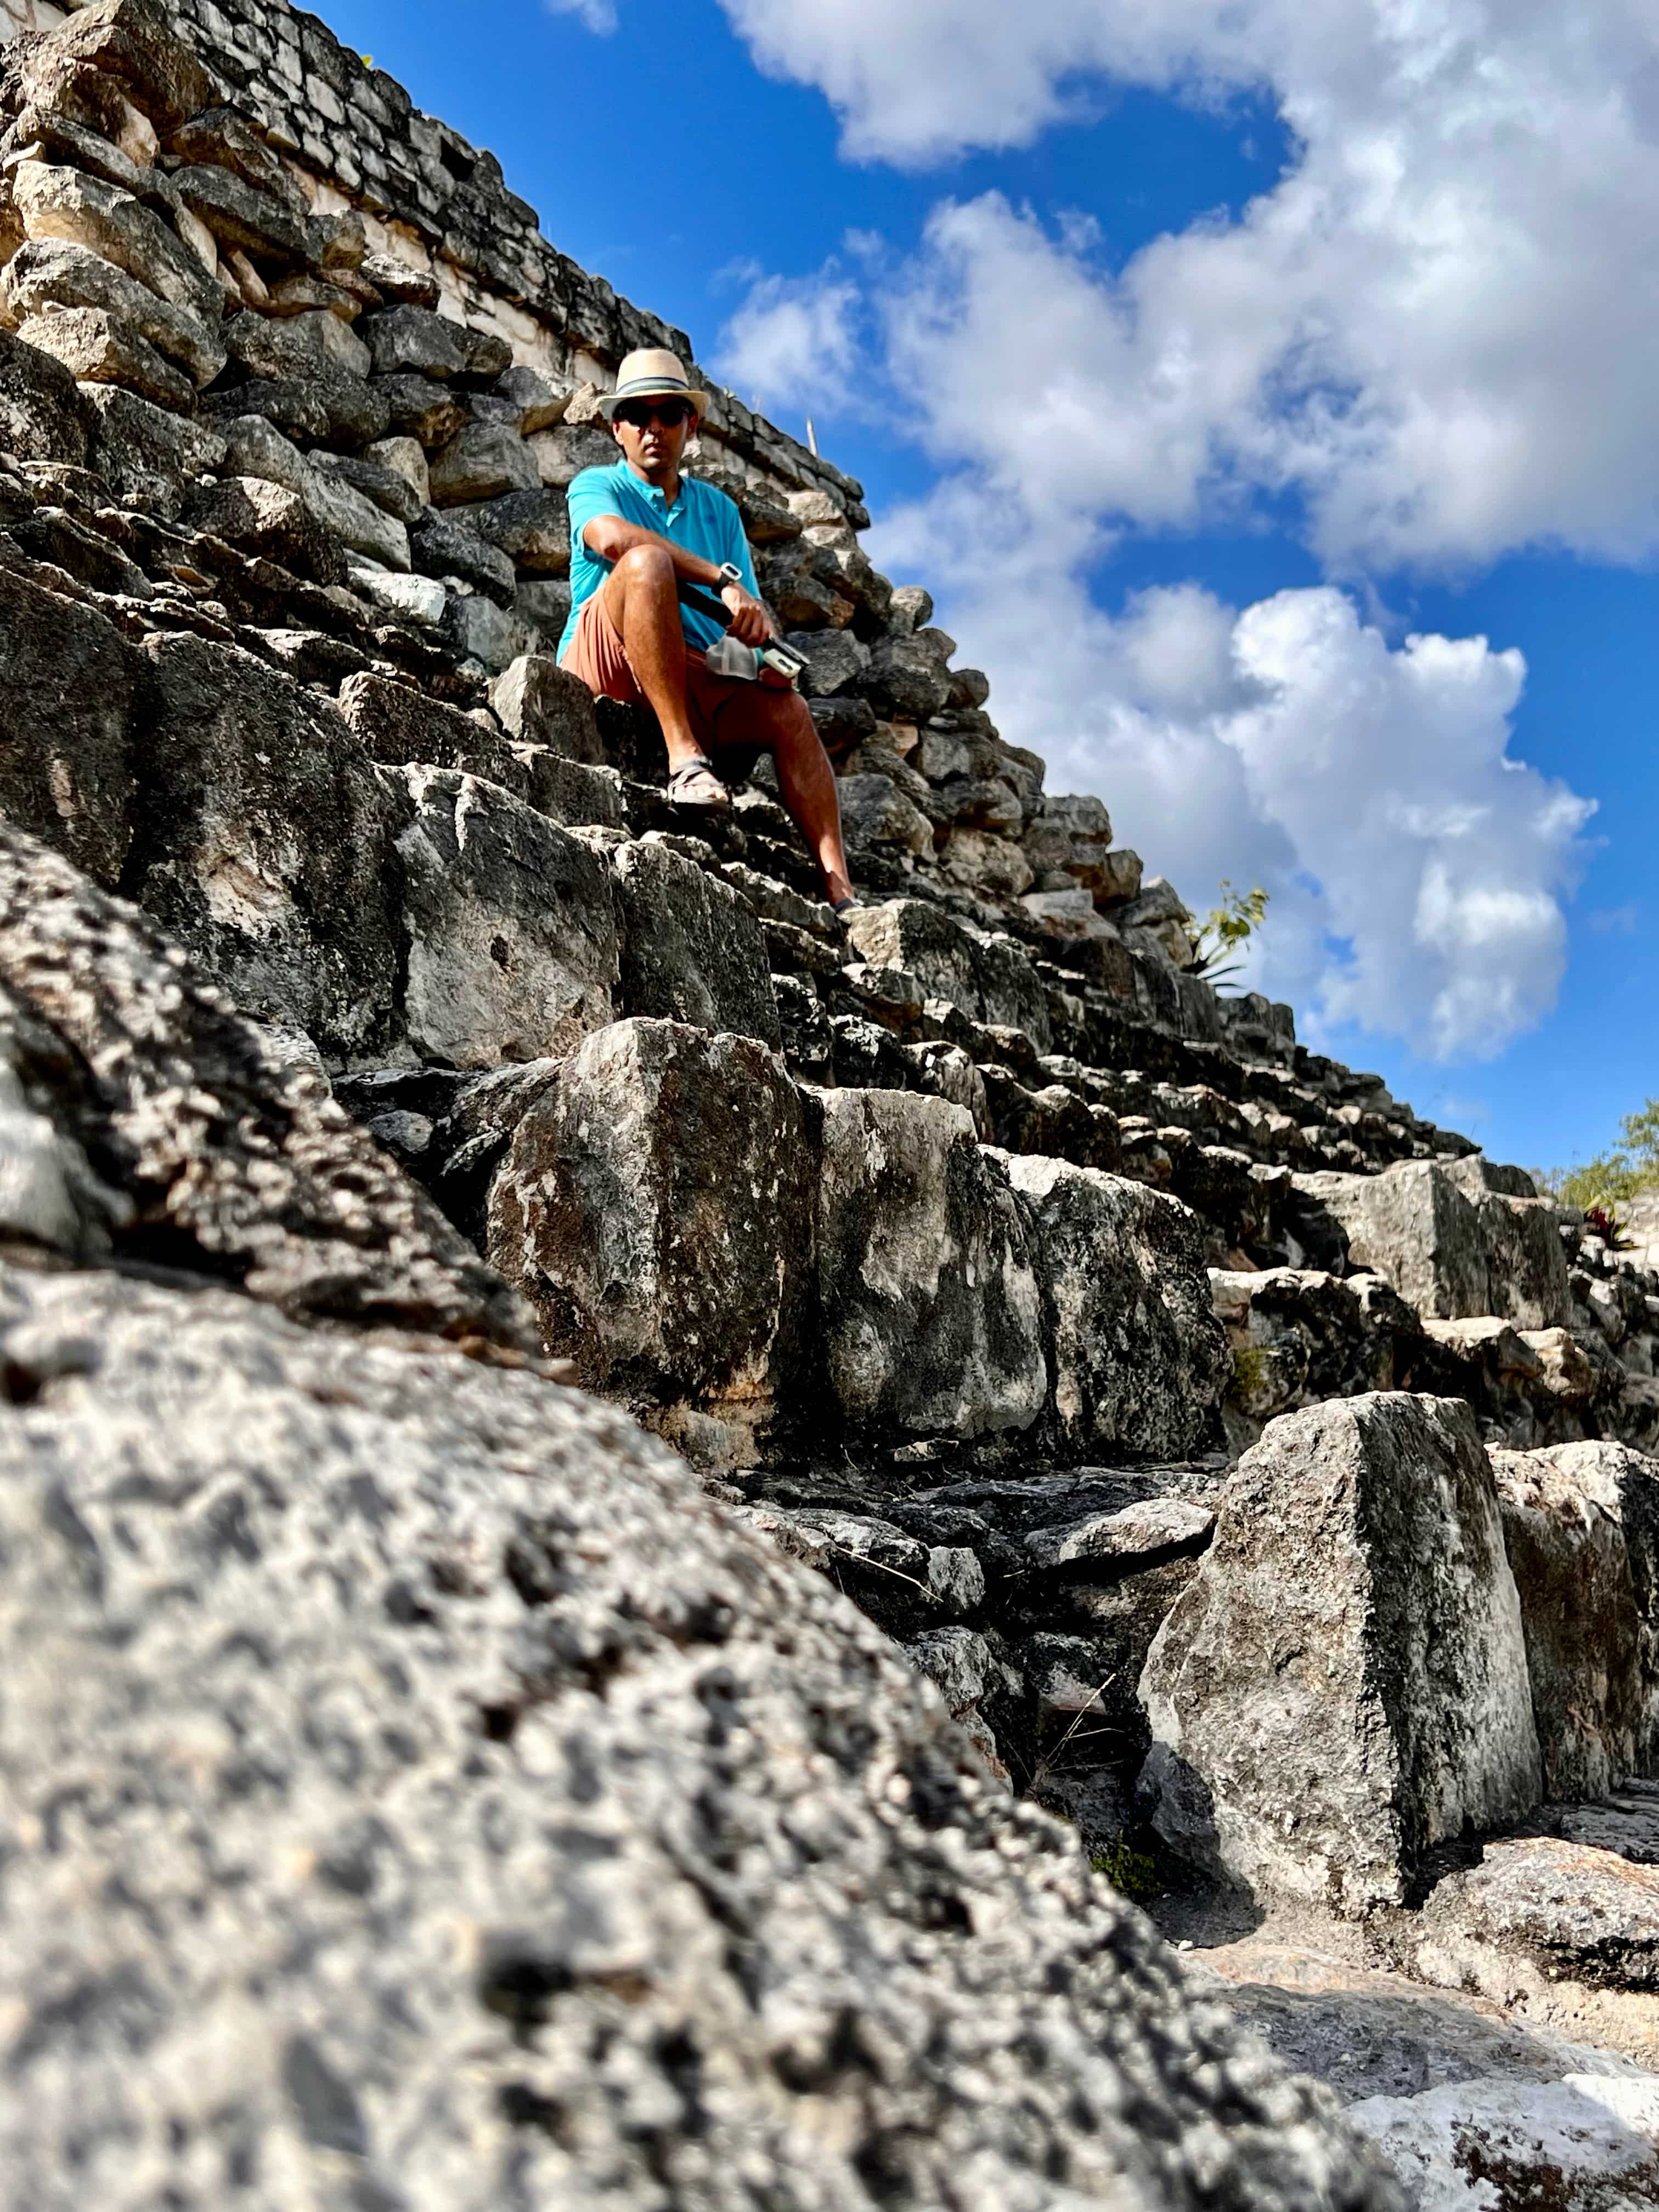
[{"x1": 561, "y1": 591, "x2": 766, "y2": 778}]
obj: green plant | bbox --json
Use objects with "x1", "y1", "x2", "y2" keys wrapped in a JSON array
[
  {"x1": 1546, "y1": 1096, "x2": 1659, "y2": 1212},
  {"x1": 1188, "y1": 880, "x2": 1269, "y2": 987},
  {"x1": 1091, "y1": 1837, "x2": 1163, "y2": 1903}
]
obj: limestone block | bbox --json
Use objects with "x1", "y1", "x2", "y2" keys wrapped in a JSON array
[
  {"x1": 336, "y1": 671, "x2": 523, "y2": 788},
  {"x1": 170, "y1": 106, "x2": 307, "y2": 212},
  {"x1": 171, "y1": 162, "x2": 308, "y2": 261},
  {"x1": 180, "y1": 475, "x2": 345, "y2": 584},
  {"x1": 388, "y1": 764, "x2": 617, "y2": 1067},
  {"x1": 428, "y1": 420, "x2": 541, "y2": 505},
  {"x1": 348, "y1": 565, "x2": 446, "y2": 629},
  {"x1": 210, "y1": 411, "x2": 312, "y2": 507},
  {"x1": 0, "y1": 322, "x2": 87, "y2": 467},
  {"x1": 365, "y1": 432, "x2": 430, "y2": 506},
  {"x1": 487, "y1": 1017, "x2": 814, "y2": 1462},
  {"x1": 1, "y1": 238, "x2": 224, "y2": 385},
  {"x1": 80, "y1": 382, "x2": 225, "y2": 517},
  {"x1": 10, "y1": 159, "x2": 219, "y2": 320},
  {"x1": 442, "y1": 590, "x2": 530, "y2": 675},
  {"x1": 449, "y1": 485, "x2": 569, "y2": 571},
  {"x1": 0, "y1": 560, "x2": 138, "y2": 887},
  {"x1": 1140, "y1": 1393, "x2": 1542, "y2": 1915},
  {"x1": 1300, "y1": 1160, "x2": 1491, "y2": 1321},
  {"x1": 609, "y1": 834, "x2": 781, "y2": 1049},
  {"x1": 514, "y1": 573, "x2": 572, "y2": 643},
  {"x1": 495, "y1": 361, "x2": 568, "y2": 431},
  {"x1": 860, "y1": 631, "x2": 952, "y2": 720},
  {"x1": 939, "y1": 826, "x2": 1036, "y2": 899},
  {"x1": 837, "y1": 771, "x2": 934, "y2": 858},
  {"x1": 843, "y1": 898, "x2": 1052, "y2": 1049},
  {"x1": 300, "y1": 462, "x2": 410, "y2": 569},
  {"x1": 371, "y1": 369, "x2": 466, "y2": 448},
  {"x1": 124, "y1": 634, "x2": 404, "y2": 1060},
  {"x1": 48, "y1": 0, "x2": 216, "y2": 132},
  {"x1": 1474, "y1": 1190, "x2": 1572, "y2": 1330},
  {"x1": 201, "y1": 374, "x2": 329, "y2": 447},
  {"x1": 0, "y1": 827, "x2": 533, "y2": 1343},
  {"x1": 311, "y1": 449, "x2": 422, "y2": 525},
  {"x1": 408, "y1": 509, "x2": 515, "y2": 603},
  {"x1": 488, "y1": 651, "x2": 603, "y2": 764},
  {"x1": 529, "y1": 418, "x2": 616, "y2": 487},
  {"x1": 887, "y1": 582, "x2": 933, "y2": 632},
  {"x1": 814, "y1": 1088, "x2": 1047, "y2": 1443},
  {"x1": 358, "y1": 302, "x2": 471, "y2": 380},
  {"x1": 786, "y1": 625, "x2": 869, "y2": 697},
  {"x1": 1415, "y1": 1833, "x2": 1659, "y2": 1997},
  {"x1": 1491, "y1": 1438, "x2": 1659, "y2": 1788},
  {"x1": 0, "y1": 1260, "x2": 1385, "y2": 2212},
  {"x1": 1006, "y1": 1156, "x2": 1229, "y2": 1457}
]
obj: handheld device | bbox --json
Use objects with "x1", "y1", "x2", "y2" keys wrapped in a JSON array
[{"x1": 679, "y1": 580, "x2": 807, "y2": 688}]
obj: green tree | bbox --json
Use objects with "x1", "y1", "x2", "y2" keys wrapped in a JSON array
[
  {"x1": 1188, "y1": 881, "x2": 1269, "y2": 986},
  {"x1": 1543, "y1": 1097, "x2": 1659, "y2": 1211}
]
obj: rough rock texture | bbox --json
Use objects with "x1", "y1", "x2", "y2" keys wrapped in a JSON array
[
  {"x1": 0, "y1": 1261, "x2": 1404, "y2": 2212},
  {"x1": 1491, "y1": 1440, "x2": 1659, "y2": 1796},
  {"x1": 1006, "y1": 1153, "x2": 1229, "y2": 1458},
  {"x1": 814, "y1": 1087, "x2": 1047, "y2": 1444},
  {"x1": 609, "y1": 834, "x2": 781, "y2": 1049},
  {"x1": 487, "y1": 1018, "x2": 815, "y2": 1466},
  {"x1": 391, "y1": 766, "x2": 618, "y2": 1068},
  {"x1": 0, "y1": 822, "x2": 534, "y2": 1346},
  {"x1": 1140, "y1": 1395, "x2": 1542, "y2": 1914}
]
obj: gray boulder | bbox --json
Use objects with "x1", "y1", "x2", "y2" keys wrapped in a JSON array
[
  {"x1": 1141, "y1": 1393, "x2": 1542, "y2": 1915},
  {"x1": 450, "y1": 486, "x2": 571, "y2": 571},
  {"x1": 0, "y1": 1257, "x2": 1401, "y2": 2210},
  {"x1": 1, "y1": 238, "x2": 225, "y2": 386},
  {"x1": 487, "y1": 1017, "x2": 814, "y2": 1465},
  {"x1": 610, "y1": 834, "x2": 781, "y2": 1048},
  {"x1": 388, "y1": 765, "x2": 618, "y2": 1068},
  {"x1": 489, "y1": 650, "x2": 605, "y2": 763},
  {"x1": 10, "y1": 156, "x2": 220, "y2": 320},
  {"x1": 0, "y1": 824, "x2": 533, "y2": 1347},
  {"x1": 80, "y1": 382, "x2": 227, "y2": 516},
  {"x1": 1491, "y1": 1440, "x2": 1659, "y2": 1795},
  {"x1": 0, "y1": 324, "x2": 89, "y2": 467},
  {"x1": 844, "y1": 898, "x2": 1053, "y2": 1049},
  {"x1": 1005, "y1": 1155, "x2": 1229, "y2": 1458},
  {"x1": 814, "y1": 1088, "x2": 1047, "y2": 1443}
]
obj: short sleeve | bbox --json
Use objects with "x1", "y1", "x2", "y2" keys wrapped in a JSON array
[{"x1": 566, "y1": 466, "x2": 624, "y2": 561}]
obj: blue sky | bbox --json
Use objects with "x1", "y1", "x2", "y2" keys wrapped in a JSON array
[{"x1": 328, "y1": 0, "x2": 1656, "y2": 1177}]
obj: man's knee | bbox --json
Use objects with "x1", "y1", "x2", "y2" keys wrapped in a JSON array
[{"x1": 612, "y1": 540, "x2": 676, "y2": 594}]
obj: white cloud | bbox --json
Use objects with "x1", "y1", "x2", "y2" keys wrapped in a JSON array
[
  {"x1": 544, "y1": 0, "x2": 617, "y2": 33},
  {"x1": 716, "y1": 273, "x2": 864, "y2": 416},
  {"x1": 713, "y1": 0, "x2": 1659, "y2": 571},
  {"x1": 873, "y1": 482, "x2": 1592, "y2": 1057}
]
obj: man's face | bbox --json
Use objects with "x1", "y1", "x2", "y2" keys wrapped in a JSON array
[{"x1": 611, "y1": 397, "x2": 696, "y2": 482}]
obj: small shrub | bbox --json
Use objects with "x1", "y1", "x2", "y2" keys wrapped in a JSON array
[
  {"x1": 1092, "y1": 1837, "x2": 1163, "y2": 1903},
  {"x1": 1188, "y1": 881, "x2": 1269, "y2": 988}
]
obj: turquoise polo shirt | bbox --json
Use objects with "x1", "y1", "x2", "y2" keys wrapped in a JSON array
[{"x1": 558, "y1": 460, "x2": 759, "y2": 662}]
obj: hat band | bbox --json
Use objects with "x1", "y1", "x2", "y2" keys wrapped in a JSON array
[{"x1": 613, "y1": 374, "x2": 691, "y2": 396}]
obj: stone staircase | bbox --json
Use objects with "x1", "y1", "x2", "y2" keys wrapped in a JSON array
[{"x1": 3, "y1": 4, "x2": 1659, "y2": 2202}]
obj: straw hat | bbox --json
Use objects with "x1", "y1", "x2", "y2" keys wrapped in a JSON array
[{"x1": 598, "y1": 347, "x2": 709, "y2": 421}]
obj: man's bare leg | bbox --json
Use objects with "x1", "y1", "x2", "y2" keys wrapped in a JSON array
[
  {"x1": 598, "y1": 541, "x2": 709, "y2": 776},
  {"x1": 730, "y1": 689, "x2": 855, "y2": 907}
]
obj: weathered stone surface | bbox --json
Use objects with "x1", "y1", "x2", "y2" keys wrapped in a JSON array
[
  {"x1": 0, "y1": 1256, "x2": 1399, "y2": 2212},
  {"x1": 1420, "y1": 1836, "x2": 1659, "y2": 1993},
  {"x1": 0, "y1": 560, "x2": 137, "y2": 886},
  {"x1": 19, "y1": 301, "x2": 194, "y2": 409},
  {"x1": 450, "y1": 484, "x2": 570, "y2": 571},
  {"x1": 814, "y1": 1087, "x2": 1047, "y2": 1443},
  {"x1": 488, "y1": 1017, "x2": 815, "y2": 1464},
  {"x1": 0, "y1": 324, "x2": 88, "y2": 466},
  {"x1": 1212, "y1": 1266, "x2": 1420, "y2": 1439},
  {"x1": 172, "y1": 159, "x2": 308, "y2": 260},
  {"x1": 1026, "y1": 1496, "x2": 1217, "y2": 1568},
  {"x1": 837, "y1": 770, "x2": 934, "y2": 858},
  {"x1": 300, "y1": 458, "x2": 411, "y2": 567},
  {"x1": 224, "y1": 307, "x2": 387, "y2": 446},
  {"x1": 311, "y1": 447, "x2": 423, "y2": 525},
  {"x1": 1, "y1": 237, "x2": 224, "y2": 385},
  {"x1": 79, "y1": 381, "x2": 225, "y2": 514},
  {"x1": 390, "y1": 765, "x2": 617, "y2": 1068},
  {"x1": 372, "y1": 368, "x2": 468, "y2": 447},
  {"x1": 1005, "y1": 1155, "x2": 1229, "y2": 1458},
  {"x1": 489, "y1": 650, "x2": 604, "y2": 763},
  {"x1": 122, "y1": 633, "x2": 404, "y2": 1058},
  {"x1": 845, "y1": 897, "x2": 1053, "y2": 1049},
  {"x1": 1491, "y1": 1440, "x2": 1659, "y2": 1796},
  {"x1": 409, "y1": 506, "x2": 516, "y2": 603},
  {"x1": 336, "y1": 670, "x2": 521, "y2": 786},
  {"x1": 10, "y1": 157, "x2": 219, "y2": 319},
  {"x1": 182, "y1": 473, "x2": 345, "y2": 583},
  {"x1": 359, "y1": 303, "x2": 470, "y2": 380},
  {"x1": 1141, "y1": 1394, "x2": 1542, "y2": 1915},
  {"x1": 428, "y1": 420, "x2": 540, "y2": 505},
  {"x1": 442, "y1": 587, "x2": 529, "y2": 674},
  {"x1": 0, "y1": 826, "x2": 532, "y2": 1344},
  {"x1": 862, "y1": 630, "x2": 953, "y2": 719},
  {"x1": 610, "y1": 834, "x2": 781, "y2": 1048},
  {"x1": 47, "y1": 0, "x2": 217, "y2": 131}
]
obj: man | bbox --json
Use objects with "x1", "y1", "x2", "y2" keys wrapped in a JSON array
[{"x1": 557, "y1": 347, "x2": 856, "y2": 911}]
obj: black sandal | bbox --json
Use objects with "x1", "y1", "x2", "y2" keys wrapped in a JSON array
[{"x1": 667, "y1": 755, "x2": 731, "y2": 812}]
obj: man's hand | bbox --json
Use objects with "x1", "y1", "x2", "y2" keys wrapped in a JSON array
[{"x1": 720, "y1": 579, "x2": 774, "y2": 646}]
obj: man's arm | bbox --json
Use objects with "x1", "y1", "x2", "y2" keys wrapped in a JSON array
[{"x1": 580, "y1": 512, "x2": 772, "y2": 645}]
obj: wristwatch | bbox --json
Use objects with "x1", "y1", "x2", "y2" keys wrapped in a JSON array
[{"x1": 713, "y1": 562, "x2": 745, "y2": 592}]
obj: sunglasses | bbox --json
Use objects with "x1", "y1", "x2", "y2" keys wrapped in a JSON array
[{"x1": 613, "y1": 398, "x2": 694, "y2": 428}]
